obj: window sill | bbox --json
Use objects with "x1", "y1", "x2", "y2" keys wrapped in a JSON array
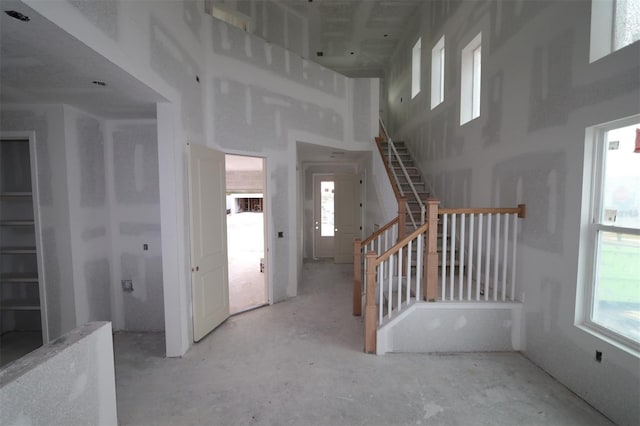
[
  {"x1": 576, "y1": 322, "x2": 640, "y2": 359},
  {"x1": 460, "y1": 115, "x2": 480, "y2": 127}
]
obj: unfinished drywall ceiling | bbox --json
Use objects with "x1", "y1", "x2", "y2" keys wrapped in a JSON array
[
  {"x1": 305, "y1": 0, "x2": 421, "y2": 76},
  {"x1": 216, "y1": 0, "x2": 421, "y2": 77},
  {"x1": 0, "y1": 0, "x2": 163, "y2": 118}
]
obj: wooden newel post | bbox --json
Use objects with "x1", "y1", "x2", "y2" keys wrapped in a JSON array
[
  {"x1": 353, "y1": 238, "x2": 362, "y2": 316},
  {"x1": 364, "y1": 251, "x2": 377, "y2": 354},
  {"x1": 397, "y1": 197, "x2": 407, "y2": 241},
  {"x1": 398, "y1": 197, "x2": 407, "y2": 275},
  {"x1": 424, "y1": 199, "x2": 440, "y2": 302}
]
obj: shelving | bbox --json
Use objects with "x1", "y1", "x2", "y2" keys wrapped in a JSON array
[
  {"x1": 0, "y1": 247, "x2": 38, "y2": 254},
  {"x1": 0, "y1": 299, "x2": 41, "y2": 311},
  {"x1": 1, "y1": 136, "x2": 44, "y2": 359}
]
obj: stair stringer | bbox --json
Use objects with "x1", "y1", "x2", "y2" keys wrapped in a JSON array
[{"x1": 376, "y1": 301, "x2": 523, "y2": 355}]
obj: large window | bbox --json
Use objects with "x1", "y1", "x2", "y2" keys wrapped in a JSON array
[
  {"x1": 590, "y1": 0, "x2": 640, "y2": 62},
  {"x1": 411, "y1": 38, "x2": 421, "y2": 99},
  {"x1": 581, "y1": 117, "x2": 640, "y2": 350},
  {"x1": 460, "y1": 33, "x2": 481, "y2": 124},
  {"x1": 431, "y1": 36, "x2": 445, "y2": 109}
]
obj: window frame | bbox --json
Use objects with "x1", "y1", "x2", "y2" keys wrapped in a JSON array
[
  {"x1": 590, "y1": 0, "x2": 640, "y2": 63},
  {"x1": 411, "y1": 37, "x2": 422, "y2": 99},
  {"x1": 579, "y1": 115, "x2": 640, "y2": 353},
  {"x1": 430, "y1": 35, "x2": 445, "y2": 109},
  {"x1": 460, "y1": 33, "x2": 482, "y2": 125}
]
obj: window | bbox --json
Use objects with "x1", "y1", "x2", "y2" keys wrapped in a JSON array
[
  {"x1": 431, "y1": 36, "x2": 445, "y2": 109},
  {"x1": 460, "y1": 33, "x2": 481, "y2": 125},
  {"x1": 590, "y1": 0, "x2": 640, "y2": 62},
  {"x1": 411, "y1": 38, "x2": 421, "y2": 99},
  {"x1": 581, "y1": 116, "x2": 640, "y2": 350}
]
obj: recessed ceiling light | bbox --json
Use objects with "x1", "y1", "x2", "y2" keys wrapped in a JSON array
[
  {"x1": 92, "y1": 80, "x2": 107, "y2": 87},
  {"x1": 4, "y1": 10, "x2": 30, "y2": 22},
  {"x1": 350, "y1": 52, "x2": 355, "y2": 55},
  {"x1": 384, "y1": 34, "x2": 389, "y2": 37}
]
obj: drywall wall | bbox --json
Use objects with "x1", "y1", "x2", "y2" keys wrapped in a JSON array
[
  {"x1": 1, "y1": 104, "x2": 164, "y2": 338},
  {"x1": 0, "y1": 321, "x2": 117, "y2": 425},
  {"x1": 106, "y1": 119, "x2": 164, "y2": 331},
  {"x1": 377, "y1": 303, "x2": 522, "y2": 354},
  {"x1": 21, "y1": 0, "x2": 378, "y2": 356},
  {"x1": 385, "y1": 1, "x2": 639, "y2": 424},
  {"x1": 0, "y1": 105, "x2": 76, "y2": 340},
  {"x1": 206, "y1": 16, "x2": 377, "y2": 301},
  {"x1": 63, "y1": 105, "x2": 111, "y2": 327}
]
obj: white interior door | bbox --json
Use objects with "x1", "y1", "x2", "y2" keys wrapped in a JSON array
[
  {"x1": 188, "y1": 143, "x2": 229, "y2": 342},
  {"x1": 334, "y1": 174, "x2": 360, "y2": 263}
]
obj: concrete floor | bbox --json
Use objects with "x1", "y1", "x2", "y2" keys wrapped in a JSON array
[
  {"x1": 114, "y1": 261, "x2": 612, "y2": 426},
  {"x1": 227, "y1": 212, "x2": 267, "y2": 315}
]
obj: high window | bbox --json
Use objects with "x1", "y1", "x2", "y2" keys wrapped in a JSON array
[
  {"x1": 580, "y1": 116, "x2": 640, "y2": 350},
  {"x1": 460, "y1": 33, "x2": 481, "y2": 125},
  {"x1": 411, "y1": 38, "x2": 422, "y2": 99},
  {"x1": 431, "y1": 36, "x2": 445, "y2": 109},
  {"x1": 590, "y1": 0, "x2": 640, "y2": 62}
]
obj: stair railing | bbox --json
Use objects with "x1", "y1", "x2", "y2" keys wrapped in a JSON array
[
  {"x1": 364, "y1": 200, "x2": 440, "y2": 353},
  {"x1": 363, "y1": 200, "x2": 526, "y2": 354},
  {"x1": 353, "y1": 217, "x2": 400, "y2": 315},
  {"x1": 378, "y1": 119, "x2": 426, "y2": 228},
  {"x1": 438, "y1": 205, "x2": 526, "y2": 302}
]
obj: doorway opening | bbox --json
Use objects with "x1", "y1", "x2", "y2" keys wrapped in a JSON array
[{"x1": 225, "y1": 154, "x2": 268, "y2": 315}]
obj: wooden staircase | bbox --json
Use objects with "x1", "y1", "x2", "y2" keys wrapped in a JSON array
[{"x1": 379, "y1": 140, "x2": 429, "y2": 230}]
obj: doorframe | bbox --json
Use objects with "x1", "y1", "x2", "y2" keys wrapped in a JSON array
[
  {"x1": 312, "y1": 173, "x2": 335, "y2": 259},
  {"x1": 0, "y1": 131, "x2": 49, "y2": 343},
  {"x1": 223, "y1": 151, "x2": 272, "y2": 306}
]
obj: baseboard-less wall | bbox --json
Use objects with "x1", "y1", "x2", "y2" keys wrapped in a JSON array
[
  {"x1": 377, "y1": 303, "x2": 522, "y2": 355},
  {"x1": 0, "y1": 322, "x2": 118, "y2": 425}
]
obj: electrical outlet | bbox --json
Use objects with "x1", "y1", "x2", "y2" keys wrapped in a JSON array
[
  {"x1": 595, "y1": 350, "x2": 602, "y2": 363},
  {"x1": 143, "y1": 243, "x2": 148, "y2": 251},
  {"x1": 121, "y1": 279, "x2": 133, "y2": 292}
]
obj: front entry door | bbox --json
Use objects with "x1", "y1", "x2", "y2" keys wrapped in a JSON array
[
  {"x1": 313, "y1": 175, "x2": 334, "y2": 258},
  {"x1": 188, "y1": 143, "x2": 229, "y2": 342},
  {"x1": 334, "y1": 174, "x2": 360, "y2": 263}
]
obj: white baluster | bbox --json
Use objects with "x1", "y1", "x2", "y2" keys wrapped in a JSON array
[
  {"x1": 476, "y1": 214, "x2": 483, "y2": 301},
  {"x1": 398, "y1": 247, "x2": 403, "y2": 312},
  {"x1": 407, "y1": 239, "x2": 412, "y2": 305},
  {"x1": 493, "y1": 213, "x2": 500, "y2": 302},
  {"x1": 459, "y1": 214, "x2": 466, "y2": 302},
  {"x1": 416, "y1": 233, "x2": 423, "y2": 301},
  {"x1": 450, "y1": 213, "x2": 456, "y2": 301},
  {"x1": 442, "y1": 214, "x2": 448, "y2": 301},
  {"x1": 468, "y1": 214, "x2": 474, "y2": 301},
  {"x1": 485, "y1": 214, "x2": 491, "y2": 301},
  {"x1": 388, "y1": 256, "x2": 393, "y2": 319},
  {"x1": 511, "y1": 214, "x2": 518, "y2": 301},
  {"x1": 378, "y1": 260, "x2": 384, "y2": 323},
  {"x1": 502, "y1": 214, "x2": 509, "y2": 302}
]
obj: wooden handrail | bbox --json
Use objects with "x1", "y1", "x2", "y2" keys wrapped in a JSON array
[
  {"x1": 374, "y1": 137, "x2": 403, "y2": 202},
  {"x1": 361, "y1": 217, "x2": 399, "y2": 247},
  {"x1": 439, "y1": 204, "x2": 526, "y2": 218},
  {"x1": 373, "y1": 221, "x2": 429, "y2": 266}
]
